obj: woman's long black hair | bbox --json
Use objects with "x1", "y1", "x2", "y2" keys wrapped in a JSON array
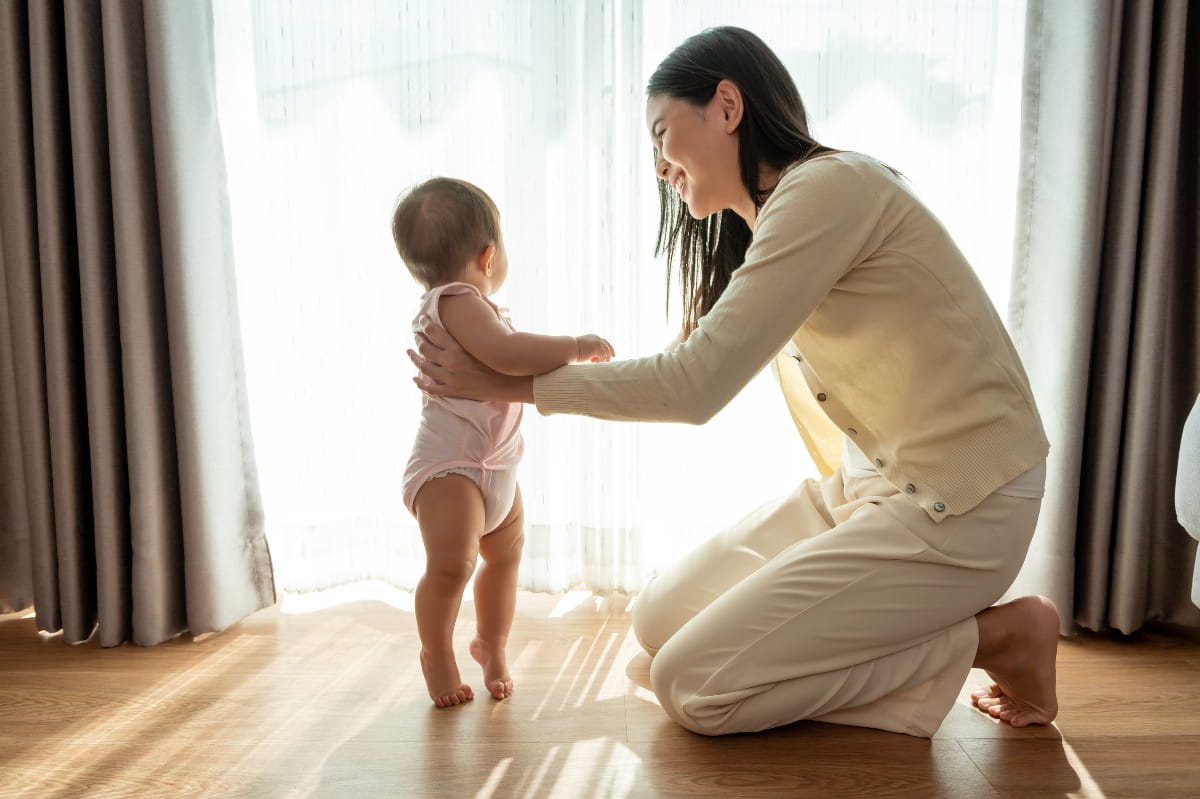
[{"x1": 647, "y1": 27, "x2": 837, "y2": 336}]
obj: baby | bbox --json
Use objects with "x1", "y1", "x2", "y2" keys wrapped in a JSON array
[{"x1": 393, "y1": 177, "x2": 614, "y2": 707}]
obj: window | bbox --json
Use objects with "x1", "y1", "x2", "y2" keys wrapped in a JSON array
[{"x1": 212, "y1": 0, "x2": 1027, "y2": 593}]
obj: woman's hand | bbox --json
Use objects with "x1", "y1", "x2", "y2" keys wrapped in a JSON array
[{"x1": 407, "y1": 320, "x2": 534, "y2": 403}]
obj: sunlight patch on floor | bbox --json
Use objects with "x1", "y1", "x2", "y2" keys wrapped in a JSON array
[
  {"x1": 474, "y1": 756, "x2": 513, "y2": 799},
  {"x1": 548, "y1": 738, "x2": 641, "y2": 798},
  {"x1": 548, "y1": 590, "x2": 593, "y2": 619},
  {"x1": 629, "y1": 683, "x2": 658, "y2": 706},
  {"x1": 278, "y1": 580, "x2": 415, "y2": 614},
  {"x1": 1061, "y1": 738, "x2": 1104, "y2": 798},
  {"x1": 531, "y1": 637, "x2": 582, "y2": 721}
]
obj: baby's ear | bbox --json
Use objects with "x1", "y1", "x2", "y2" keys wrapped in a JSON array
[{"x1": 476, "y1": 243, "x2": 497, "y2": 274}]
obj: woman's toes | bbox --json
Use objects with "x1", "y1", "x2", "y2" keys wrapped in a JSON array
[
  {"x1": 971, "y1": 684, "x2": 1002, "y2": 707},
  {"x1": 1009, "y1": 710, "x2": 1035, "y2": 727},
  {"x1": 975, "y1": 695, "x2": 1000, "y2": 711}
]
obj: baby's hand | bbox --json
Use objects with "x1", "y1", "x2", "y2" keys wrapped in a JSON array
[{"x1": 575, "y1": 334, "x2": 615, "y2": 363}]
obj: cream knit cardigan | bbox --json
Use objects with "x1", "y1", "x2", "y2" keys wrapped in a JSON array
[{"x1": 533, "y1": 152, "x2": 1049, "y2": 522}]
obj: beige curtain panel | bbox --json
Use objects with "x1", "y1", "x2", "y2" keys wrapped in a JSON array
[
  {"x1": 1006, "y1": 0, "x2": 1199, "y2": 633},
  {"x1": 0, "y1": 0, "x2": 273, "y2": 646}
]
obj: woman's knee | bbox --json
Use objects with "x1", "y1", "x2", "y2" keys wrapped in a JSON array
[
  {"x1": 648, "y1": 640, "x2": 725, "y2": 736},
  {"x1": 631, "y1": 576, "x2": 670, "y2": 655}
]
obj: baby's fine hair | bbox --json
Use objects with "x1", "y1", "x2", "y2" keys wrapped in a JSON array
[{"x1": 391, "y1": 177, "x2": 500, "y2": 289}]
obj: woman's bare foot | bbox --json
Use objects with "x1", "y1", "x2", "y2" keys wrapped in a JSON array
[
  {"x1": 971, "y1": 595, "x2": 1059, "y2": 727},
  {"x1": 470, "y1": 636, "x2": 514, "y2": 700},
  {"x1": 420, "y1": 649, "x2": 474, "y2": 707}
]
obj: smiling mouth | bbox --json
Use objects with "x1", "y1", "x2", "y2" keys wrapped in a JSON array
[{"x1": 673, "y1": 175, "x2": 685, "y2": 195}]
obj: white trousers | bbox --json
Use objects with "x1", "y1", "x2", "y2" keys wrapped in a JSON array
[{"x1": 632, "y1": 468, "x2": 1040, "y2": 737}]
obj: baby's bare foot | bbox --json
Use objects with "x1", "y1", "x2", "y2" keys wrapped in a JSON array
[
  {"x1": 470, "y1": 636, "x2": 513, "y2": 700},
  {"x1": 972, "y1": 595, "x2": 1059, "y2": 727},
  {"x1": 420, "y1": 649, "x2": 474, "y2": 708}
]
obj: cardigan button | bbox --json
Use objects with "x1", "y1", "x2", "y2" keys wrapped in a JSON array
[
  {"x1": 904, "y1": 483, "x2": 916, "y2": 494},
  {"x1": 933, "y1": 502, "x2": 946, "y2": 513},
  {"x1": 847, "y1": 428, "x2": 858, "y2": 436},
  {"x1": 817, "y1": 392, "x2": 827, "y2": 402},
  {"x1": 874, "y1": 458, "x2": 883, "y2": 467},
  {"x1": 792, "y1": 354, "x2": 803, "y2": 364}
]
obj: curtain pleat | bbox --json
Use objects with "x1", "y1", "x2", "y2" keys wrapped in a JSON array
[
  {"x1": 100, "y1": 0, "x2": 189, "y2": 643},
  {"x1": 29, "y1": 0, "x2": 97, "y2": 644},
  {"x1": 0, "y1": 1, "x2": 60, "y2": 631},
  {"x1": 0, "y1": 220, "x2": 34, "y2": 615},
  {"x1": 64, "y1": 0, "x2": 134, "y2": 644}
]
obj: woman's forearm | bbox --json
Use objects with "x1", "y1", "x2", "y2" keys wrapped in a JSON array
[{"x1": 501, "y1": 373, "x2": 535, "y2": 404}]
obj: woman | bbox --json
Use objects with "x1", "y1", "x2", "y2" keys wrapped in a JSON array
[{"x1": 410, "y1": 26, "x2": 1058, "y2": 738}]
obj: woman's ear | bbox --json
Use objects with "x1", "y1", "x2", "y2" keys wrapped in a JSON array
[
  {"x1": 477, "y1": 243, "x2": 496, "y2": 276},
  {"x1": 714, "y1": 79, "x2": 743, "y2": 134}
]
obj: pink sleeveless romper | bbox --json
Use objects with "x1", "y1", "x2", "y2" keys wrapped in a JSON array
[{"x1": 402, "y1": 282, "x2": 524, "y2": 534}]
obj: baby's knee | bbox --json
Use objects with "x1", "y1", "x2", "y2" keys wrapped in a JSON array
[
  {"x1": 424, "y1": 555, "x2": 476, "y2": 586},
  {"x1": 480, "y1": 531, "x2": 523, "y2": 568}
]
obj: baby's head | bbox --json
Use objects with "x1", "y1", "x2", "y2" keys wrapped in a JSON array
[{"x1": 391, "y1": 177, "x2": 507, "y2": 293}]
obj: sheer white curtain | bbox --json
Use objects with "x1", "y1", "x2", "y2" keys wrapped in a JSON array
[{"x1": 212, "y1": 0, "x2": 1026, "y2": 595}]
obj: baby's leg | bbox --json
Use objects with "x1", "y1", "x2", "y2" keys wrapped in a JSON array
[
  {"x1": 471, "y1": 484, "x2": 524, "y2": 700},
  {"x1": 414, "y1": 474, "x2": 483, "y2": 707}
]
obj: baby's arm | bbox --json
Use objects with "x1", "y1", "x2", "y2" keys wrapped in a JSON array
[{"x1": 439, "y1": 293, "x2": 612, "y2": 376}]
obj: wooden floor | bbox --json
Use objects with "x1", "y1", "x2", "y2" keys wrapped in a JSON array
[{"x1": 1, "y1": 585, "x2": 1198, "y2": 798}]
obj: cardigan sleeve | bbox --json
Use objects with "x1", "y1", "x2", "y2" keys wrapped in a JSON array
[{"x1": 533, "y1": 155, "x2": 887, "y2": 423}]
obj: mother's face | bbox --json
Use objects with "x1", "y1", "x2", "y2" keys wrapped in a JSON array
[{"x1": 645, "y1": 84, "x2": 743, "y2": 219}]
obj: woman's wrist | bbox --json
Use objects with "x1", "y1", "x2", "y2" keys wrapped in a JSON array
[{"x1": 502, "y1": 373, "x2": 535, "y2": 404}]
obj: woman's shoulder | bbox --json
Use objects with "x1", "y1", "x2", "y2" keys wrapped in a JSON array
[
  {"x1": 763, "y1": 151, "x2": 902, "y2": 218},
  {"x1": 780, "y1": 150, "x2": 901, "y2": 186}
]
